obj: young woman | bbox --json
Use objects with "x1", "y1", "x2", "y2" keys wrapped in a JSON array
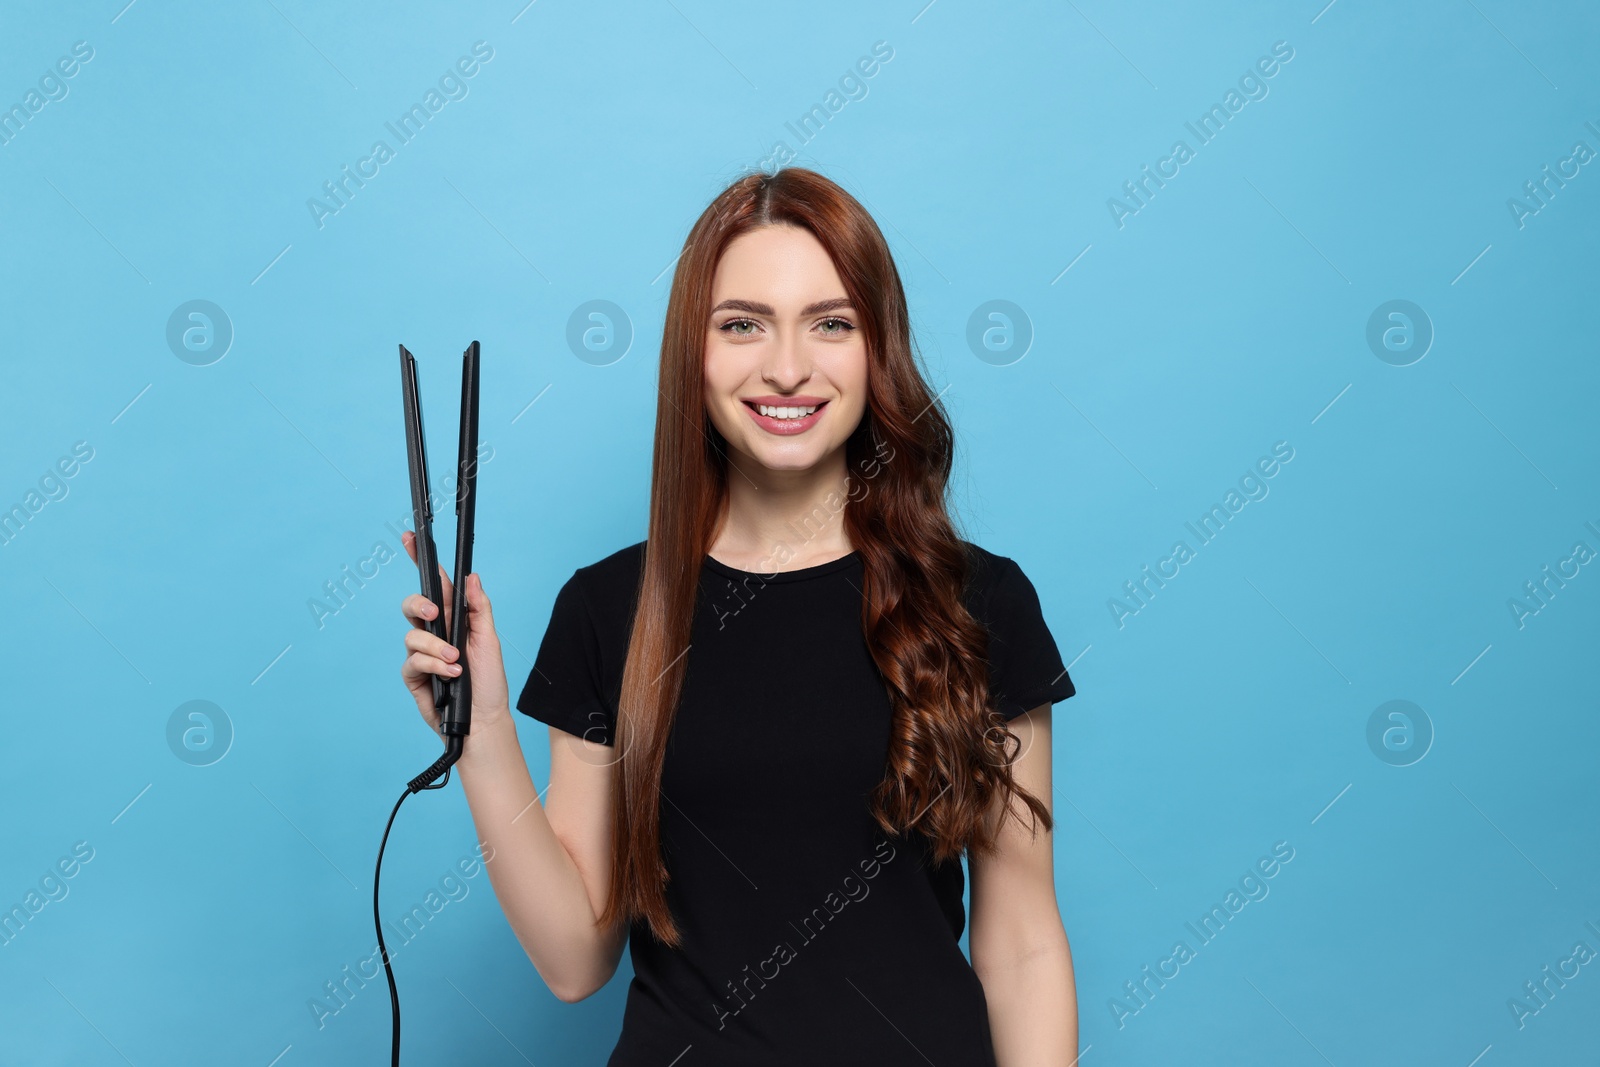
[{"x1": 399, "y1": 167, "x2": 1079, "y2": 1065}]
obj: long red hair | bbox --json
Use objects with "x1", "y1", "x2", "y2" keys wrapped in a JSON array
[{"x1": 603, "y1": 166, "x2": 1051, "y2": 945}]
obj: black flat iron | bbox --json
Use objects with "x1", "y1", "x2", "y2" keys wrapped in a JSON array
[
  {"x1": 374, "y1": 340, "x2": 481, "y2": 1065},
  {"x1": 400, "y1": 340, "x2": 480, "y2": 749}
]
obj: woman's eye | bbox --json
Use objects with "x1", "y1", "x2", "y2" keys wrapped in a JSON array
[
  {"x1": 721, "y1": 318, "x2": 757, "y2": 336},
  {"x1": 818, "y1": 317, "x2": 855, "y2": 335}
]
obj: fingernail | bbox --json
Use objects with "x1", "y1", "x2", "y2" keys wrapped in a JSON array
[{"x1": 450, "y1": 663, "x2": 462, "y2": 673}]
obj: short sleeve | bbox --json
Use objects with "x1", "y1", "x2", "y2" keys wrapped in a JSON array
[
  {"x1": 515, "y1": 570, "x2": 616, "y2": 746},
  {"x1": 982, "y1": 556, "x2": 1076, "y2": 720}
]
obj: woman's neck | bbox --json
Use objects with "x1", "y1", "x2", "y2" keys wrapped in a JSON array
[{"x1": 709, "y1": 446, "x2": 853, "y2": 571}]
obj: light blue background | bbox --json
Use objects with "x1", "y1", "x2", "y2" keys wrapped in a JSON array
[{"x1": 2, "y1": 0, "x2": 1596, "y2": 1064}]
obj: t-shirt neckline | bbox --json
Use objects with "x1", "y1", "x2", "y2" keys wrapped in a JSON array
[{"x1": 703, "y1": 550, "x2": 861, "y2": 584}]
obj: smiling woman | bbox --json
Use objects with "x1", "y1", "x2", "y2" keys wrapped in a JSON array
[
  {"x1": 700, "y1": 224, "x2": 870, "y2": 493},
  {"x1": 399, "y1": 166, "x2": 1080, "y2": 1067}
]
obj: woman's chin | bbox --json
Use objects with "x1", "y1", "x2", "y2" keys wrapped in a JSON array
[{"x1": 734, "y1": 440, "x2": 838, "y2": 475}]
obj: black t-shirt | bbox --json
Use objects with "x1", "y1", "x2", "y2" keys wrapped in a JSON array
[{"x1": 515, "y1": 540, "x2": 1076, "y2": 1067}]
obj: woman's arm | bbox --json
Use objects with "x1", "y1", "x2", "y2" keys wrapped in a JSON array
[
  {"x1": 455, "y1": 715, "x2": 629, "y2": 1002},
  {"x1": 399, "y1": 544, "x2": 628, "y2": 1003},
  {"x1": 968, "y1": 704, "x2": 1080, "y2": 1065}
]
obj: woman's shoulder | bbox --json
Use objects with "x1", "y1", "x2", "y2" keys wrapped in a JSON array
[
  {"x1": 572, "y1": 537, "x2": 647, "y2": 577},
  {"x1": 568, "y1": 539, "x2": 648, "y2": 608},
  {"x1": 957, "y1": 538, "x2": 1017, "y2": 590},
  {"x1": 955, "y1": 539, "x2": 1041, "y2": 621}
]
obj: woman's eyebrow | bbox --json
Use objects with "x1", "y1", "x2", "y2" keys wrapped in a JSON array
[{"x1": 710, "y1": 297, "x2": 854, "y2": 317}]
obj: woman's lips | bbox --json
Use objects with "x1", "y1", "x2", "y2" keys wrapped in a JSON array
[{"x1": 743, "y1": 400, "x2": 828, "y2": 436}]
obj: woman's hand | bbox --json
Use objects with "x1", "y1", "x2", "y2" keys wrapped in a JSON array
[{"x1": 399, "y1": 529, "x2": 512, "y2": 738}]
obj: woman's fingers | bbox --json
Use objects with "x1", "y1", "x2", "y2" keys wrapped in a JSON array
[
  {"x1": 401, "y1": 589, "x2": 451, "y2": 630},
  {"x1": 404, "y1": 648, "x2": 462, "y2": 680},
  {"x1": 401, "y1": 592, "x2": 438, "y2": 627},
  {"x1": 400, "y1": 531, "x2": 457, "y2": 638},
  {"x1": 464, "y1": 572, "x2": 496, "y2": 633},
  {"x1": 459, "y1": 573, "x2": 512, "y2": 713},
  {"x1": 437, "y1": 563, "x2": 455, "y2": 636},
  {"x1": 404, "y1": 627, "x2": 458, "y2": 663}
]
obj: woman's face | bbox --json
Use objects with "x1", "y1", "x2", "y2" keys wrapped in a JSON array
[{"x1": 703, "y1": 224, "x2": 869, "y2": 477}]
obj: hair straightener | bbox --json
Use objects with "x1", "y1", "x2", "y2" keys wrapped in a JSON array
[{"x1": 373, "y1": 340, "x2": 480, "y2": 1066}]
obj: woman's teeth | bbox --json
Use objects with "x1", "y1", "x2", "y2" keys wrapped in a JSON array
[{"x1": 756, "y1": 404, "x2": 819, "y2": 420}]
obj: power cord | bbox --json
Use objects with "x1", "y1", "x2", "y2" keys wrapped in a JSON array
[{"x1": 373, "y1": 733, "x2": 465, "y2": 1066}]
